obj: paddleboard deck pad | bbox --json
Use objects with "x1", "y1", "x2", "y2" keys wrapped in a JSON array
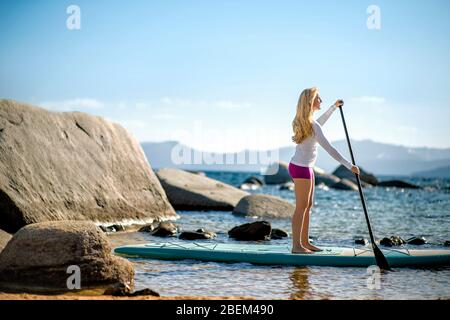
[{"x1": 114, "y1": 242, "x2": 450, "y2": 268}]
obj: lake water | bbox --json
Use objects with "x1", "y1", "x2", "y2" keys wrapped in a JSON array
[{"x1": 108, "y1": 171, "x2": 450, "y2": 299}]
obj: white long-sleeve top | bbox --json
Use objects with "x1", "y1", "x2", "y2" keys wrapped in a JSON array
[{"x1": 290, "y1": 104, "x2": 353, "y2": 170}]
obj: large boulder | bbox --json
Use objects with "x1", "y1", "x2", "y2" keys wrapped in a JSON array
[
  {"x1": 0, "y1": 100, "x2": 176, "y2": 233},
  {"x1": 155, "y1": 168, "x2": 249, "y2": 210},
  {"x1": 0, "y1": 221, "x2": 134, "y2": 294},
  {"x1": 0, "y1": 229, "x2": 11, "y2": 253},
  {"x1": 232, "y1": 194, "x2": 295, "y2": 219},
  {"x1": 332, "y1": 165, "x2": 378, "y2": 186}
]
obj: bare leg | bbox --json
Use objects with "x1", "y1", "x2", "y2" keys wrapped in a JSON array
[
  {"x1": 301, "y1": 172, "x2": 322, "y2": 252},
  {"x1": 291, "y1": 178, "x2": 313, "y2": 254}
]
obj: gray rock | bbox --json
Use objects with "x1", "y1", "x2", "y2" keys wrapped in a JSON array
[
  {"x1": 0, "y1": 229, "x2": 12, "y2": 253},
  {"x1": 378, "y1": 180, "x2": 421, "y2": 189},
  {"x1": 232, "y1": 194, "x2": 295, "y2": 219},
  {"x1": 104, "y1": 286, "x2": 160, "y2": 297},
  {"x1": 239, "y1": 176, "x2": 263, "y2": 190},
  {"x1": 354, "y1": 237, "x2": 368, "y2": 245},
  {"x1": 332, "y1": 165, "x2": 378, "y2": 186},
  {"x1": 138, "y1": 223, "x2": 157, "y2": 233},
  {"x1": 149, "y1": 221, "x2": 178, "y2": 237},
  {"x1": 228, "y1": 221, "x2": 272, "y2": 241},
  {"x1": 243, "y1": 176, "x2": 264, "y2": 186},
  {"x1": 406, "y1": 236, "x2": 427, "y2": 245},
  {"x1": 99, "y1": 224, "x2": 125, "y2": 233},
  {"x1": 156, "y1": 168, "x2": 249, "y2": 210},
  {"x1": 263, "y1": 162, "x2": 291, "y2": 185},
  {"x1": 0, "y1": 100, "x2": 176, "y2": 233},
  {"x1": 330, "y1": 178, "x2": 358, "y2": 191},
  {"x1": 179, "y1": 229, "x2": 217, "y2": 240},
  {"x1": 270, "y1": 228, "x2": 289, "y2": 239},
  {"x1": 129, "y1": 288, "x2": 160, "y2": 297},
  {"x1": 380, "y1": 236, "x2": 406, "y2": 247},
  {"x1": 111, "y1": 224, "x2": 126, "y2": 232},
  {"x1": 0, "y1": 221, "x2": 134, "y2": 294}
]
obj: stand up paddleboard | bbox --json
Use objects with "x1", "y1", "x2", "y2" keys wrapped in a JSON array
[{"x1": 114, "y1": 242, "x2": 450, "y2": 268}]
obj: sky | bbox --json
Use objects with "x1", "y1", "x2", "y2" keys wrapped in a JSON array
[{"x1": 1, "y1": 0, "x2": 449, "y2": 152}]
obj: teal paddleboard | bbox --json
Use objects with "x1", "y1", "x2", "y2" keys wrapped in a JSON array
[{"x1": 114, "y1": 242, "x2": 450, "y2": 268}]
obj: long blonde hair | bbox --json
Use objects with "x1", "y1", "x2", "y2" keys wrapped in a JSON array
[{"x1": 291, "y1": 87, "x2": 318, "y2": 144}]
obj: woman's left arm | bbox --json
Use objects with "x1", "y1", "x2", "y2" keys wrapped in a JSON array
[{"x1": 316, "y1": 104, "x2": 338, "y2": 126}]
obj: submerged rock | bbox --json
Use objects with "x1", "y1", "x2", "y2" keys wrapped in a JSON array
[
  {"x1": 228, "y1": 221, "x2": 272, "y2": 241},
  {"x1": 156, "y1": 168, "x2": 249, "y2": 211},
  {"x1": 406, "y1": 236, "x2": 427, "y2": 245},
  {"x1": 0, "y1": 221, "x2": 134, "y2": 294},
  {"x1": 270, "y1": 228, "x2": 289, "y2": 239},
  {"x1": 179, "y1": 229, "x2": 217, "y2": 240},
  {"x1": 354, "y1": 237, "x2": 369, "y2": 245},
  {"x1": 147, "y1": 221, "x2": 178, "y2": 237},
  {"x1": 232, "y1": 194, "x2": 295, "y2": 219},
  {"x1": 104, "y1": 287, "x2": 160, "y2": 297},
  {"x1": 380, "y1": 236, "x2": 406, "y2": 247},
  {"x1": 377, "y1": 180, "x2": 421, "y2": 189},
  {"x1": 99, "y1": 224, "x2": 126, "y2": 233},
  {"x1": 138, "y1": 223, "x2": 157, "y2": 233},
  {"x1": 0, "y1": 99, "x2": 176, "y2": 233},
  {"x1": 129, "y1": 288, "x2": 160, "y2": 297}
]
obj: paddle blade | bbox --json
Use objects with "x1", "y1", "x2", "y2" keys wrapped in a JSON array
[{"x1": 373, "y1": 245, "x2": 391, "y2": 270}]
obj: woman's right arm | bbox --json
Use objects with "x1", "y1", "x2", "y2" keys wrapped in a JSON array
[{"x1": 312, "y1": 121, "x2": 354, "y2": 171}]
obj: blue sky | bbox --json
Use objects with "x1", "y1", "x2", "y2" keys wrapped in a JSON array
[{"x1": 1, "y1": 0, "x2": 449, "y2": 152}]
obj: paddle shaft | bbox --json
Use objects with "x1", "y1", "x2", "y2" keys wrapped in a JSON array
[{"x1": 337, "y1": 106, "x2": 390, "y2": 270}]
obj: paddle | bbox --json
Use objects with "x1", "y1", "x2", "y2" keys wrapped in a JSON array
[{"x1": 337, "y1": 104, "x2": 391, "y2": 271}]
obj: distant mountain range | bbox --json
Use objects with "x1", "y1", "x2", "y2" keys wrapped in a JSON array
[{"x1": 141, "y1": 140, "x2": 450, "y2": 177}]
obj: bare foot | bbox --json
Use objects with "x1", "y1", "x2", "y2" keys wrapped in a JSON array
[
  {"x1": 303, "y1": 243, "x2": 323, "y2": 252},
  {"x1": 291, "y1": 247, "x2": 313, "y2": 254}
]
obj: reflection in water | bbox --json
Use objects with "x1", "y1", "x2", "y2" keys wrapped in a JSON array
[{"x1": 289, "y1": 267, "x2": 310, "y2": 299}]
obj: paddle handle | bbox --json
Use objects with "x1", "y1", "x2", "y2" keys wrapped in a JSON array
[{"x1": 337, "y1": 107, "x2": 377, "y2": 245}]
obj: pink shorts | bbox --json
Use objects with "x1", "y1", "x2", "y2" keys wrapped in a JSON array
[{"x1": 288, "y1": 162, "x2": 313, "y2": 180}]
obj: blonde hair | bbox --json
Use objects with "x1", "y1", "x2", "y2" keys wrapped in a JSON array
[{"x1": 291, "y1": 87, "x2": 318, "y2": 144}]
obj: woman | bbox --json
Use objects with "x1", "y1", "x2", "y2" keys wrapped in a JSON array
[{"x1": 289, "y1": 87, "x2": 360, "y2": 254}]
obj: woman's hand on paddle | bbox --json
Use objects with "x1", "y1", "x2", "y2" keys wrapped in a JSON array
[
  {"x1": 351, "y1": 165, "x2": 360, "y2": 175},
  {"x1": 334, "y1": 99, "x2": 344, "y2": 108}
]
